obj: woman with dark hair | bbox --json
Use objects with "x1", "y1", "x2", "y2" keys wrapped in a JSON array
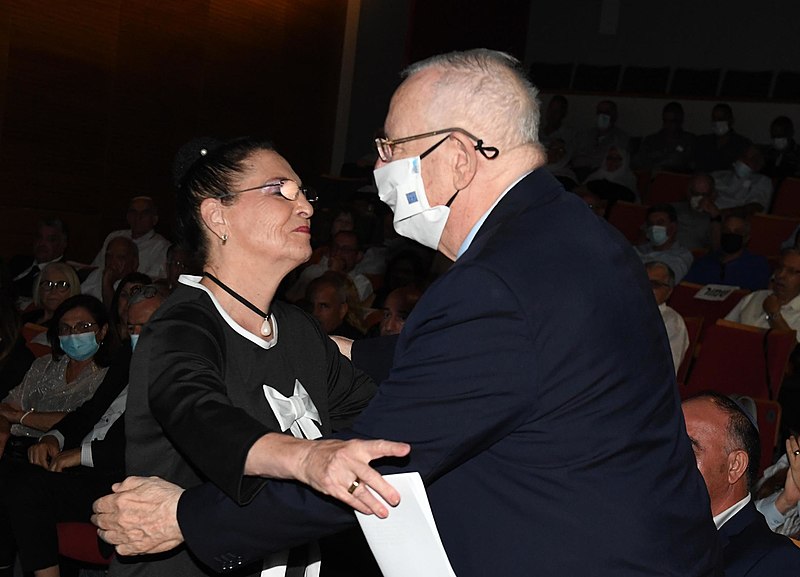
[
  {"x1": 0, "y1": 294, "x2": 117, "y2": 445},
  {"x1": 116, "y1": 137, "x2": 407, "y2": 576}
]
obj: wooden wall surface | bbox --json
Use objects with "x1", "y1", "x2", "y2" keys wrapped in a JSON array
[{"x1": 0, "y1": 0, "x2": 347, "y2": 264}]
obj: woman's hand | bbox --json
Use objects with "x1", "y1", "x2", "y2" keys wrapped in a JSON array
[
  {"x1": 293, "y1": 438, "x2": 411, "y2": 518},
  {"x1": 0, "y1": 402, "x2": 23, "y2": 423},
  {"x1": 245, "y1": 434, "x2": 411, "y2": 518},
  {"x1": 29, "y1": 435, "x2": 61, "y2": 468},
  {"x1": 49, "y1": 447, "x2": 81, "y2": 472}
]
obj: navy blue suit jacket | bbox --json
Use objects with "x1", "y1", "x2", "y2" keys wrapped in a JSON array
[
  {"x1": 178, "y1": 169, "x2": 721, "y2": 576},
  {"x1": 719, "y1": 500, "x2": 800, "y2": 576}
]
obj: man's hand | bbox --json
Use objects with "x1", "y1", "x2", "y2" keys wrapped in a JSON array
[
  {"x1": 49, "y1": 447, "x2": 81, "y2": 472},
  {"x1": 29, "y1": 435, "x2": 60, "y2": 468},
  {"x1": 92, "y1": 476, "x2": 185, "y2": 556},
  {"x1": 763, "y1": 294, "x2": 782, "y2": 317}
]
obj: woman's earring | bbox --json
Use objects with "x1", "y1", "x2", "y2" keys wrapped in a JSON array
[{"x1": 221, "y1": 234, "x2": 228, "y2": 245}]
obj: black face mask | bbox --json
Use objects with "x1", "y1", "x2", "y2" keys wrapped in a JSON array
[{"x1": 720, "y1": 233, "x2": 744, "y2": 254}]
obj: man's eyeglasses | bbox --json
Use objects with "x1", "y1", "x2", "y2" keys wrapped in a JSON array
[
  {"x1": 129, "y1": 285, "x2": 160, "y2": 299},
  {"x1": 58, "y1": 321, "x2": 98, "y2": 336},
  {"x1": 374, "y1": 127, "x2": 500, "y2": 163},
  {"x1": 39, "y1": 280, "x2": 71, "y2": 292},
  {"x1": 229, "y1": 178, "x2": 318, "y2": 203}
]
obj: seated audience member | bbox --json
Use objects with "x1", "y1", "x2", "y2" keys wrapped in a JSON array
[
  {"x1": 306, "y1": 272, "x2": 365, "y2": 340},
  {"x1": 0, "y1": 295, "x2": 117, "y2": 451},
  {"x1": 783, "y1": 225, "x2": 800, "y2": 252},
  {"x1": 371, "y1": 249, "x2": 430, "y2": 309},
  {"x1": 636, "y1": 204, "x2": 694, "y2": 283},
  {"x1": 539, "y1": 94, "x2": 575, "y2": 149},
  {"x1": 0, "y1": 290, "x2": 34, "y2": 400},
  {"x1": 0, "y1": 287, "x2": 166, "y2": 577},
  {"x1": 712, "y1": 145, "x2": 773, "y2": 214},
  {"x1": 21, "y1": 262, "x2": 81, "y2": 328},
  {"x1": 633, "y1": 101, "x2": 695, "y2": 173},
  {"x1": 81, "y1": 236, "x2": 139, "y2": 306},
  {"x1": 684, "y1": 214, "x2": 771, "y2": 291},
  {"x1": 379, "y1": 285, "x2": 423, "y2": 337},
  {"x1": 682, "y1": 393, "x2": 800, "y2": 575},
  {"x1": 287, "y1": 230, "x2": 374, "y2": 303},
  {"x1": 544, "y1": 137, "x2": 578, "y2": 190},
  {"x1": 108, "y1": 272, "x2": 152, "y2": 343},
  {"x1": 161, "y1": 243, "x2": 198, "y2": 293},
  {"x1": 762, "y1": 115, "x2": 799, "y2": 180},
  {"x1": 692, "y1": 103, "x2": 752, "y2": 172},
  {"x1": 673, "y1": 173, "x2": 722, "y2": 251},
  {"x1": 90, "y1": 196, "x2": 171, "y2": 280},
  {"x1": 725, "y1": 248, "x2": 800, "y2": 342},
  {"x1": 646, "y1": 262, "x2": 688, "y2": 375},
  {"x1": 10, "y1": 219, "x2": 69, "y2": 305},
  {"x1": 571, "y1": 99, "x2": 630, "y2": 179},
  {"x1": 583, "y1": 145, "x2": 638, "y2": 203},
  {"x1": 575, "y1": 187, "x2": 609, "y2": 219},
  {"x1": 754, "y1": 435, "x2": 800, "y2": 539}
]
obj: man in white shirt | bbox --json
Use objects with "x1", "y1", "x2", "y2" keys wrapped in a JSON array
[
  {"x1": 91, "y1": 196, "x2": 171, "y2": 280},
  {"x1": 636, "y1": 203, "x2": 694, "y2": 283},
  {"x1": 711, "y1": 145, "x2": 773, "y2": 215},
  {"x1": 725, "y1": 248, "x2": 800, "y2": 342},
  {"x1": 682, "y1": 392, "x2": 800, "y2": 576},
  {"x1": 646, "y1": 261, "x2": 688, "y2": 375}
]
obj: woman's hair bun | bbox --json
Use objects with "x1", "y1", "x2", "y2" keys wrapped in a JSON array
[{"x1": 172, "y1": 137, "x2": 223, "y2": 188}]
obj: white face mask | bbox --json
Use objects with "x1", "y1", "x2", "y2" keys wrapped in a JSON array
[
  {"x1": 596, "y1": 114, "x2": 611, "y2": 130},
  {"x1": 773, "y1": 137, "x2": 789, "y2": 151},
  {"x1": 712, "y1": 121, "x2": 730, "y2": 137},
  {"x1": 646, "y1": 225, "x2": 669, "y2": 246},
  {"x1": 689, "y1": 195, "x2": 703, "y2": 211},
  {"x1": 374, "y1": 156, "x2": 450, "y2": 250}
]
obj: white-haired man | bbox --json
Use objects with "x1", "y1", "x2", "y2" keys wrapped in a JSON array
[{"x1": 95, "y1": 49, "x2": 720, "y2": 577}]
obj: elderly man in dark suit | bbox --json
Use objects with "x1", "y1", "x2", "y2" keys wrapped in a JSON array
[
  {"x1": 94, "y1": 49, "x2": 720, "y2": 576},
  {"x1": 683, "y1": 392, "x2": 800, "y2": 576}
]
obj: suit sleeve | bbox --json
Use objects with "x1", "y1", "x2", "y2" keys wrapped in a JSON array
[{"x1": 178, "y1": 263, "x2": 539, "y2": 571}]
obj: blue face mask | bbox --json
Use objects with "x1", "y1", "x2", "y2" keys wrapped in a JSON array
[
  {"x1": 58, "y1": 332, "x2": 100, "y2": 361},
  {"x1": 646, "y1": 225, "x2": 669, "y2": 246},
  {"x1": 129, "y1": 333, "x2": 140, "y2": 351}
]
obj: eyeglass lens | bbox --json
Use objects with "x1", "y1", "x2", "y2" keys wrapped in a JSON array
[
  {"x1": 58, "y1": 321, "x2": 97, "y2": 335},
  {"x1": 40, "y1": 280, "x2": 70, "y2": 291}
]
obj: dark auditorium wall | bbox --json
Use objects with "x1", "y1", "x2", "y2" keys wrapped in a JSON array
[{"x1": 0, "y1": 0, "x2": 348, "y2": 265}]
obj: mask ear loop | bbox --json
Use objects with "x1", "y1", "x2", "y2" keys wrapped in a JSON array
[{"x1": 474, "y1": 140, "x2": 499, "y2": 159}]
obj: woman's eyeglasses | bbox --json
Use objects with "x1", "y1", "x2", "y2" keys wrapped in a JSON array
[
  {"x1": 58, "y1": 321, "x2": 98, "y2": 336},
  {"x1": 229, "y1": 178, "x2": 318, "y2": 203},
  {"x1": 40, "y1": 280, "x2": 70, "y2": 292}
]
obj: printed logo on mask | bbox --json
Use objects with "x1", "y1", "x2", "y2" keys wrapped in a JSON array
[{"x1": 406, "y1": 191, "x2": 418, "y2": 204}]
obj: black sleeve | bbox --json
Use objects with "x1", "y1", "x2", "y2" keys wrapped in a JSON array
[
  {"x1": 88, "y1": 415, "x2": 125, "y2": 476},
  {"x1": 146, "y1": 303, "x2": 272, "y2": 503},
  {"x1": 350, "y1": 334, "x2": 399, "y2": 386},
  {"x1": 321, "y1": 326, "x2": 377, "y2": 432}
]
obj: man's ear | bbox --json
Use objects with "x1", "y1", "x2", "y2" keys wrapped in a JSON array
[
  {"x1": 450, "y1": 133, "x2": 478, "y2": 191},
  {"x1": 200, "y1": 198, "x2": 228, "y2": 242},
  {"x1": 727, "y1": 449, "x2": 749, "y2": 486}
]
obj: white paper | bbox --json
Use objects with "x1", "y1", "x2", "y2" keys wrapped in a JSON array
[
  {"x1": 355, "y1": 472, "x2": 456, "y2": 577},
  {"x1": 693, "y1": 284, "x2": 740, "y2": 301}
]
